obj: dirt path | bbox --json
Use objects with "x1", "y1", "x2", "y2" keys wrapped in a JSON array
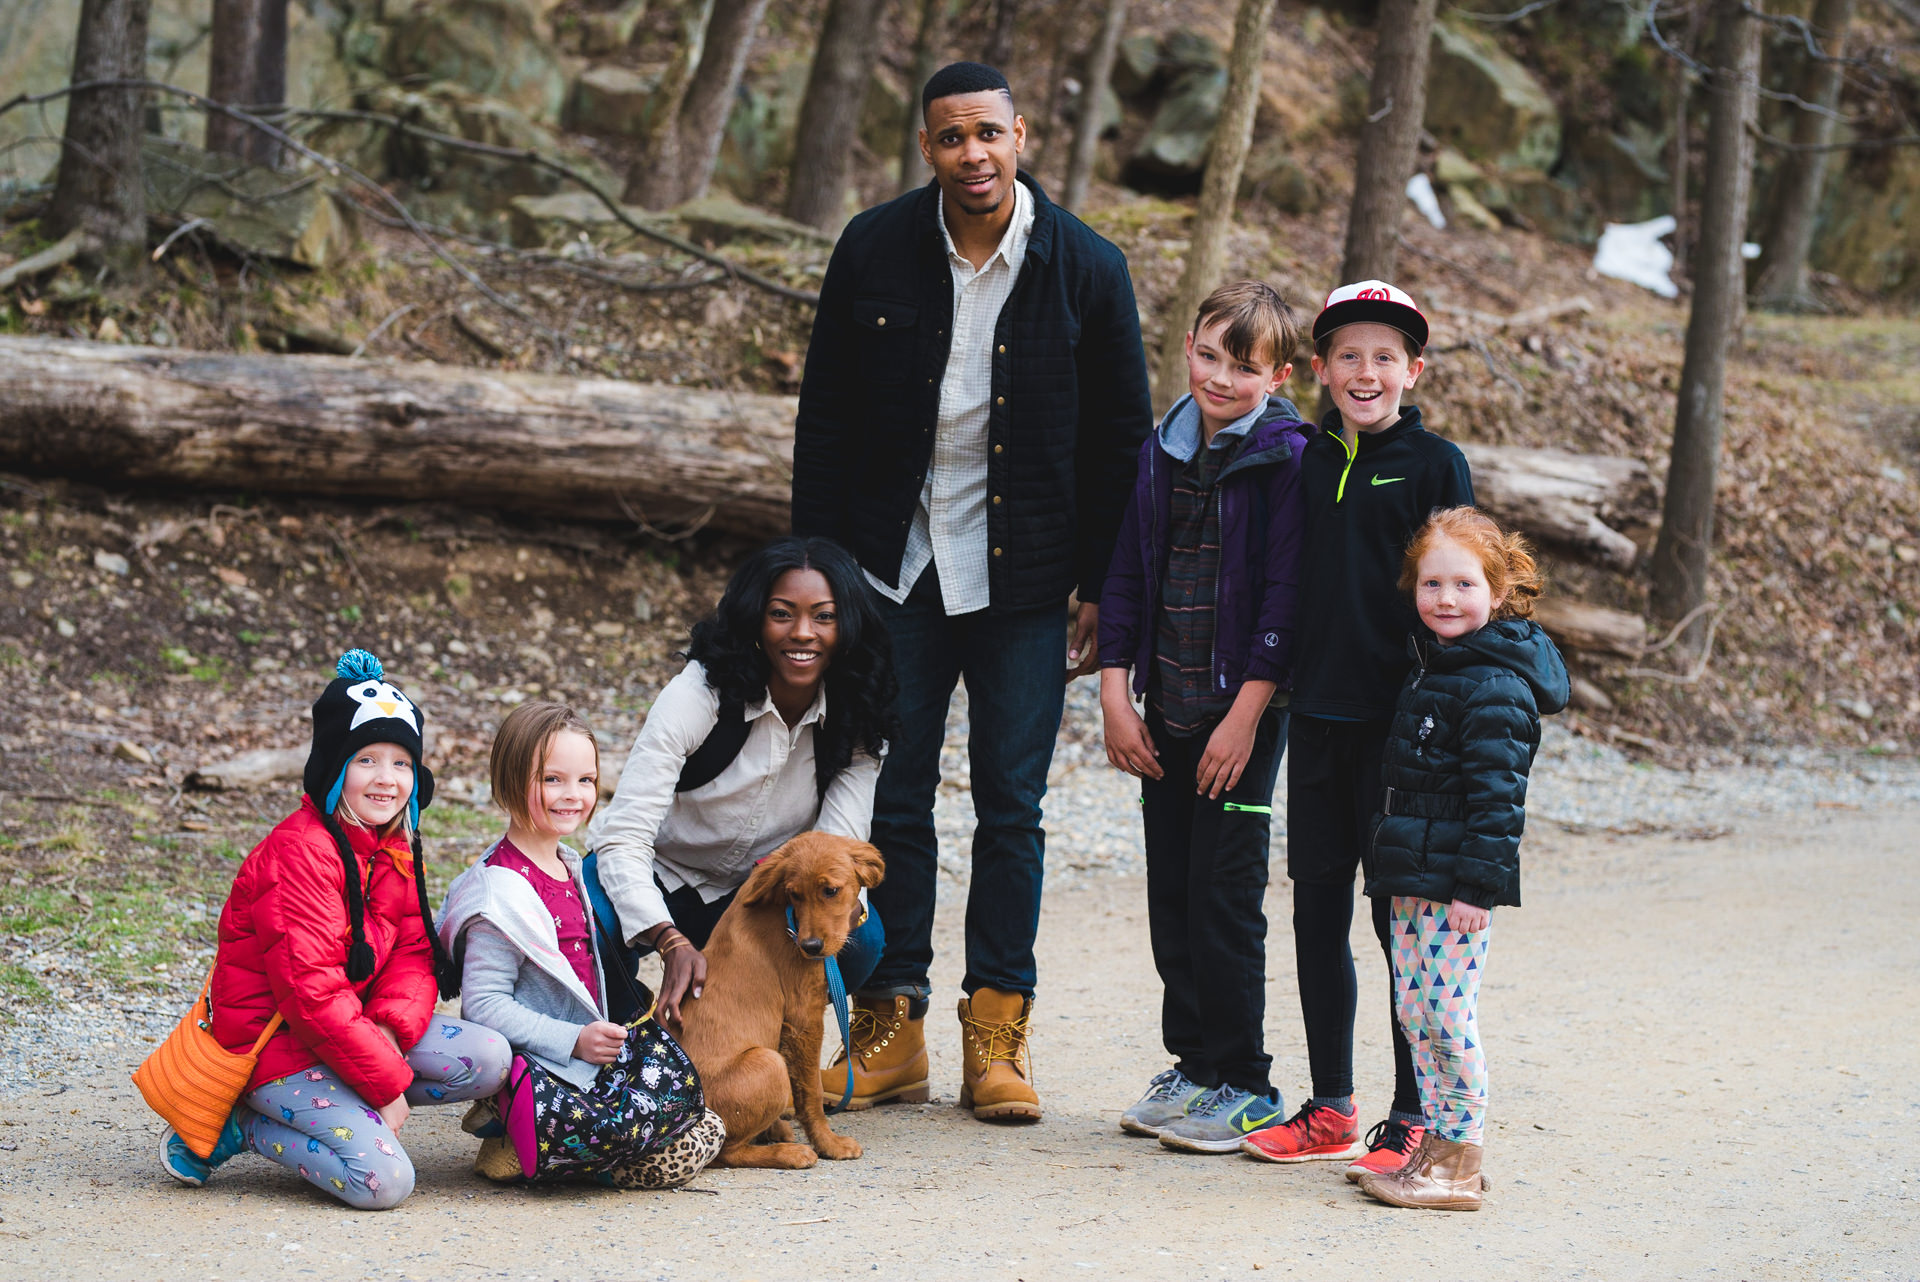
[{"x1": 2, "y1": 804, "x2": 1915, "y2": 1280}]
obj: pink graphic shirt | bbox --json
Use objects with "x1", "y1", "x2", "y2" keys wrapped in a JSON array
[{"x1": 487, "y1": 838, "x2": 599, "y2": 1003}]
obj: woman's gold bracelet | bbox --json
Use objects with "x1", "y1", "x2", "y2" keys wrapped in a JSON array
[{"x1": 656, "y1": 932, "x2": 691, "y2": 955}]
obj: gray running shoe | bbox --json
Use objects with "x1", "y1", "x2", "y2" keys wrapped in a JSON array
[
  {"x1": 1158, "y1": 1084, "x2": 1288, "y2": 1154},
  {"x1": 1119, "y1": 1067, "x2": 1205, "y2": 1137}
]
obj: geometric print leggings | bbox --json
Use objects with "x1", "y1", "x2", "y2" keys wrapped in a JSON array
[
  {"x1": 237, "y1": 1015, "x2": 511, "y2": 1210},
  {"x1": 1388, "y1": 897, "x2": 1490, "y2": 1145}
]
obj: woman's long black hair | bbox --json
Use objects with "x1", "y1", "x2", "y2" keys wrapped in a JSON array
[{"x1": 686, "y1": 536, "x2": 897, "y2": 793}]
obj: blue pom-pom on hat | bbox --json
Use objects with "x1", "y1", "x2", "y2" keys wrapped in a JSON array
[{"x1": 336, "y1": 648, "x2": 384, "y2": 681}]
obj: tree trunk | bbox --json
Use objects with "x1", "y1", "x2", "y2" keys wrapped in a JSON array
[
  {"x1": 45, "y1": 0, "x2": 151, "y2": 280},
  {"x1": 672, "y1": 0, "x2": 776, "y2": 202},
  {"x1": 1669, "y1": 0, "x2": 1709, "y2": 283},
  {"x1": 250, "y1": 0, "x2": 288, "y2": 168},
  {"x1": 1648, "y1": 0, "x2": 1759, "y2": 650},
  {"x1": 1027, "y1": 0, "x2": 1086, "y2": 185},
  {"x1": 897, "y1": 0, "x2": 951, "y2": 194},
  {"x1": 0, "y1": 336, "x2": 1651, "y2": 556},
  {"x1": 0, "y1": 337, "x2": 798, "y2": 538},
  {"x1": 1751, "y1": 0, "x2": 1853, "y2": 311},
  {"x1": 1337, "y1": 0, "x2": 1438, "y2": 285},
  {"x1": 623, "y1": 0, "x2": 718, "y2": 208},
  {"x1": 1061, "y1": 0, "x2": 1128, "y2": 211},
  {"x1": 983, "y1": 0, "x2": 1020, "y2": 67},
  {"x1": 205, "y1": 0, "x2": 262, "y2": 159},
  {"x1": 1151, "y1": 0, "x2": 1278, "y2": 409},
  {"x1": 784, "y1": 0, "x2": 889, "y2": 230}
]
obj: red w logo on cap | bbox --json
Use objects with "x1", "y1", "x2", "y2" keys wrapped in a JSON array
[{"x1": 1358, "y1": 287, "x2": 1390, "y2": 300}]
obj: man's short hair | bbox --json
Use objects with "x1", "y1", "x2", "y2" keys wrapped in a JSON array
[
  {"x1": 1193, "y1": 280, "x2": 1300, "y2": 370},
  {"x1": 922, "y1": 61, "x2": 1013, "y2": 118}
]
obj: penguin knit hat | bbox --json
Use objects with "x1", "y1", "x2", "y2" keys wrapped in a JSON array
[
  {"x1": 304, "y1": 649, "x2": 455, "y2": 995},
  {"x1": 304, "y1": 648, "x2": 436, "y2": 828}
]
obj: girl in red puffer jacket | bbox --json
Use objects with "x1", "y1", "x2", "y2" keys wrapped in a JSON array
[{"x1": 155, "y1": 650, "x2": 509, "y2": 1209}]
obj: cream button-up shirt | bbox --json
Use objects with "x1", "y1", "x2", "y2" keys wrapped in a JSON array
[
  {"x1": 866, "y1": 180, "x2": 1035, "y2": 616},
  {"x1": 591, "y1": 661, "x2": 882, "y2": 943}
]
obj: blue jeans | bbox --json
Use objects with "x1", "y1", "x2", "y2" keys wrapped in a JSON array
[
  {"x1": 864, "y1": 569, "x2": 1068, "y2": 998},
  {"x1": 582, "y1": 853, "x2": 885, "y2": 1025}
]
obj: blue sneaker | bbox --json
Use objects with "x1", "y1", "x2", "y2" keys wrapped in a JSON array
[
  {"x1": 1157, "y1": 1084, "x2": 1288, "y2": 1154},
  {"x1": 160, "y1": 1113, "x2": 246, "y2": 1187},
  {"x1": 1119, "y1": 1068, "x2": 1206, "y2": 1137}
]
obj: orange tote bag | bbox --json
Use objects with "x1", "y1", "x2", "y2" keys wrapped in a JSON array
[{"x1": 132, "y1": 976, "x2": 283, "y2": 1158}]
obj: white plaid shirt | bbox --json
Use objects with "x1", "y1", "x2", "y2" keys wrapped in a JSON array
[{"x1": 866, "y1": 181, "x2": 1035, "y2": 615}]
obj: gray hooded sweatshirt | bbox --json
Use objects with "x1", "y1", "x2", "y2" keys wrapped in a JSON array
[{"x1": 438, "y1": 842, "x2": 612, "y2": 1090}]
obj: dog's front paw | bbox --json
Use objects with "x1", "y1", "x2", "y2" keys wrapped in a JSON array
[{"x1": 814, "y1": 1132, "x2": 863, "y2": 1161}]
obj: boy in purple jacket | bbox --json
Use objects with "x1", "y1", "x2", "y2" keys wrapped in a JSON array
[{"x1": 1099, "y1": 280, "x2": 1310, "y2": 1152}]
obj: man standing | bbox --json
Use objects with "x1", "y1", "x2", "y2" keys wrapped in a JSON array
[{"x1": 792, "y1": 62, "x2": 1151, "y2": 1122}]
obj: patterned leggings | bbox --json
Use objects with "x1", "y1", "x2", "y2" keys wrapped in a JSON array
[
  {"x1": 238, "y1": 1015, "x2": 511, "y2": 1210},
  {"x1": 1388, "y1": 897, "x2": 1490, "y2": 1145}
]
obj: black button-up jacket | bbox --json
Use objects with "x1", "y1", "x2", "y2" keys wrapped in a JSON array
[{"x1": 791, "y1": 172, "x2": 1152, "y2": 612}]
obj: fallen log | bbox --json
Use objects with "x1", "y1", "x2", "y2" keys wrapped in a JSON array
[
  {"x1": 0, "y1": 336, "x2": 797, "y2": 539},
  {"x1": 0, "y1": 338, "x2": 1653, "y2": 565},
  {"x1": 1464, "y1": 444, "x2": 1656, "y2": 571},
  {"x1": 1534, "y1": 598, "x2": 1647, "y2": 658}
]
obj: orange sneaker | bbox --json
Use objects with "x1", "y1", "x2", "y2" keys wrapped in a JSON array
[
  {"x1": 1240, "y1": 1100, "x2": 1365, "y2": 1163},
  {"x1": 1344, "y1": 1118, "x2": 1426, "y2": 1182}
]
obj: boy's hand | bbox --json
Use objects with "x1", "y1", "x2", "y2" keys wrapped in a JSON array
[
  {"x1": 573, "y1": 1020, "x2": 628, "y2": 1065},
  {"x1": 1447, "y1": 899, "x2": 1490, "y2": 934},
  {"x1": 1100, "y1": 669, "x2": 1162, "y2": 779},
  {"x1": 1196, "y1": 715, "x2": 1257, "y2": 799}
]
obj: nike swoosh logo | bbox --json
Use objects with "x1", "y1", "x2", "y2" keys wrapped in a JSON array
[
  {"x1": 1239, "y1": 1106, "x2": 1286, "y2": 1133},
  {"x1": 1371, "y1": 475, "x2": 1406, "y2": 486}
]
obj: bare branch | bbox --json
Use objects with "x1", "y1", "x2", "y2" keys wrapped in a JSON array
[
  {"x1": 1460, "y1": 0, "x2": 1564, "y2": 23},
  {"x1": 285, "y1": 105, "x2": 822, "y2": 305},
  {"x1": 1739, "y1": 3, "x2": 1873, "y2": 65},
  {"x1": 1748, "y1": 120, "x2": 1920, "y2": 150},
  {"x1": 0, "y1": 77, "x2": 555, "y2": 335}
]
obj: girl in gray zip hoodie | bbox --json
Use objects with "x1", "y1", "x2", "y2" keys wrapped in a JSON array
[{"x1": 438, "y1": 701, "x2": 723, "y2": 1188}]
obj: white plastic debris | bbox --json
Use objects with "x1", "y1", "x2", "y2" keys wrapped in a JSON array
[
  {"x1": 1593, "y1": 215, "x2": 1678, "y2": 298},
  {"x1": 1405, "y1": 173, "x2": 1447, "y2": 230},
  {"x1": 1741, "y1": 242, "x2": 1762, "y2": 259}
]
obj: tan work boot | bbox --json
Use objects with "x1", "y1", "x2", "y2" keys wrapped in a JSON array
[
  {"x1": 957, "y1": 989, "x2": 1041, "y2": 1122},
  {"x1": 820, "y1": 995, "x2": 930, "y2": 1109},
  {"x1": 1357, "y1": 1133, "x2": 1485, "y2": 1211}
]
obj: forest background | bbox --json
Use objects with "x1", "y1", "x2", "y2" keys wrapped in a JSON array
[{"x1": 0, "y1": 0, "x2": 1918, "y2": 1009}]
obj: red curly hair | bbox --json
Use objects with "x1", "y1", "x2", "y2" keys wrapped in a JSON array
[{"x1": 1399, "y1": 506, "x2": 1543, "y2": 621}]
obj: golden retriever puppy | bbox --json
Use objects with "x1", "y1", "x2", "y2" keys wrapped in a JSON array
[{"x1": 675, "y1": 831, "x2": 884, "y2": 1169}]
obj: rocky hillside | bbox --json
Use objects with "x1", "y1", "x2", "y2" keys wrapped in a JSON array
[
  {"x1": 4, "y1": 0, "x2": 1919, "y2": 291},
  {"x1": 1, "y1": 0, "x2": 1917, "y2": 759}
]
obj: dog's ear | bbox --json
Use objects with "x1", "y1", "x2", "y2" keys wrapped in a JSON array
[
  {"x1": 736, "y1": 841, "x2": 794, "y2": 907},
  {"x1": 848, "y1": 840, "x2": 885, "y2": 890}
]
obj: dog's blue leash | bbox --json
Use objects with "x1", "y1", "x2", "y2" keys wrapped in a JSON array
[{"x1": 788, "y1": 905, "x2": 855, "y2": 1113}]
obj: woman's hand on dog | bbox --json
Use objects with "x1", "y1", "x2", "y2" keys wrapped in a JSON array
[
  {"x1": 654, "y1": 927, "x2": 709, "y2": 1029},
  {"x1": 573, "y1": 1020, "x2": 628, "y2": 1064}
]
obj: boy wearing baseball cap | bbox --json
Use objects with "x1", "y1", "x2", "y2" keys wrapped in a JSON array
[{"x1": 1238, "y1": 281, "x2": 1475, "y2": 1179}]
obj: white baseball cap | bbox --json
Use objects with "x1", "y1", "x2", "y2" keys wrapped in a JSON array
[{"x1": 1311, "y1": 280, "x2": 1429, "y2": 350}]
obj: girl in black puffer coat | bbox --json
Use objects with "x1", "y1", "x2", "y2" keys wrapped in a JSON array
[{"x1": 1355, "y1": 508, "x2": 1568, "y2": 1214}]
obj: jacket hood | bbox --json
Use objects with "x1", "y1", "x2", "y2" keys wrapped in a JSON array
[
  {"x1": 1156, "y1": 393, "x2": 1306, "y2": 463},
  {"x1": 1420, "y1": 618, "x2": 1571, "y2": 714}
]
